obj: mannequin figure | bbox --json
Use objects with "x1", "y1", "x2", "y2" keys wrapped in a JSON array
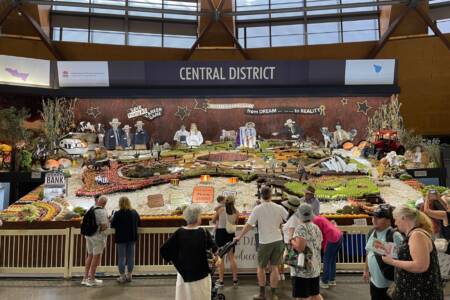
[
  {"x1": 105, "y1": 118, "x2": 124, "y2": 150},
  {"x1": 134, "y1": 120, "x2": 150, "y2": 150},
  {"x1": 332, "y1": 122, "x2": 350, "y2": 147},
  {"x1": 282, "y1": 119, "x2": 304, "y2": 140},
  {"x1": 121, "y1": 125, "x2": 134, "y2": 149},
  {"x1": 242, "y1": 122, "x2": 257, "y2": 148},
  {"x1": 173, "y1": 125, "x2": 189, "y2": 144},
  {"x1": 413, "y1": 146, "x2": 423, "y2": 167},
  {"x1": 186, "y1": 123, "x2": 203, "y2": 147}
]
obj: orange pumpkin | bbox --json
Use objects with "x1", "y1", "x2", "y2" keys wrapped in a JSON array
[
  {"x1": 342, "y1": 142, "x2": 354, "y2": 151},
  {"x1": 45, "y1": 159, "x2": 60, "y2": 170}
]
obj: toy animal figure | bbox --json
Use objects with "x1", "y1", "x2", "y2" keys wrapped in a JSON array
[
  {"x1": 320, "y1": 127, "x2": 332, "y2": 148},
  {"x1": 348, "y1": 129, "x2": 358, "y2": 141},
  {"x1": 96, "y1": 123, "x2": 105, "y2": 146}
]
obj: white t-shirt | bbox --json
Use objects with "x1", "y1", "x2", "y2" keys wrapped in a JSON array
[
  {"x1": 282, "y1": 214, "x2": 301, "y2": 244},
  {"x1": 247, "y1": 201, "x2": 288, "y2": 244}
]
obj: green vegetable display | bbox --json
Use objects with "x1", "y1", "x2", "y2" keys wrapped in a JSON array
[{"x1": 285, "y1": 176, "x2": 379, "y2": 200}]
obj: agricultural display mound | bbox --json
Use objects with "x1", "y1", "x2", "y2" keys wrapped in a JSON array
[
  {"x1": 121, "y1": 164, "x2": 170, "y2": 178},
  {"x1": 285, "y1": 176, "x2": 380, "y2": 201},
  {"x1": 196, "y1": 152, "x2": 249, "y2": 162}
]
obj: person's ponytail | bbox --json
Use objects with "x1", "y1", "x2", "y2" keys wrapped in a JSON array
[{"x1": 416, "y1": 210, "x2": 433, "y2": 235}]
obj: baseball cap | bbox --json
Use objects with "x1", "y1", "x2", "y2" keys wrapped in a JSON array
[
  {"x1": 371, "y1": 204, "x2": 393, "y2": 219},
  {"x1": 296, "y1": 203, "x2": 314, "y2": 222}
]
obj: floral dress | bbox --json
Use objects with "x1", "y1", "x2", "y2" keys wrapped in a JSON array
[{"x1": 394, "y1": 229, "x2": 443, "y2": 300}]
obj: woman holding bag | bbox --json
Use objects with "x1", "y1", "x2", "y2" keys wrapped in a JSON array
[
  {"x1": 290, "y1": 204, "x2": 324, "y2": 300},
  {"x1": 212, "y1": 195, "x2": 239, "y2": 288}
]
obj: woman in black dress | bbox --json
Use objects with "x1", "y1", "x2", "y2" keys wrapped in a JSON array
[{"x1": 381, "y1": 205, "x2": 443, "y2": 300}]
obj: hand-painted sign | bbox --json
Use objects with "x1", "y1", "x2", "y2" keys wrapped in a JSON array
[
  {"x1": 148, "y1": 194, "x2": 165, "y2": 208},
  {"x1": 127, "y1": 105, "x2": 163, "y2": 120},
  {"x1": 245, "y1": 105, "x2": 326, "y2": 116},
  {"x1": 192, "y1": 186, "x2": 215, "y2": 203}
]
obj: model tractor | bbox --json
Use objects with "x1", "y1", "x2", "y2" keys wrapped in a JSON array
[{"x1": 372, "y1": 130, "x2": 405, "y2": 160}]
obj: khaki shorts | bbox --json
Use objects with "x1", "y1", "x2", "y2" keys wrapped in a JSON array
[
  {"x1": 257, "y1": 240, "x2": 285, "y2": 268},
  {"x1": 85, "y1": 235, "x2": 106, "y2": 255}
]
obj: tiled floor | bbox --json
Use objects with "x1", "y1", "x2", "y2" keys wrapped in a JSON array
[
  {"x1": 0, "y1": 275, "x2": 373, "y2": 300},
  {"x1": 0, "y1": 275, "x2": 449, "y2": 300}
]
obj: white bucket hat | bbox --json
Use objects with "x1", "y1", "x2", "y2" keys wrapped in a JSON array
[
  {"x1": 109, "y1": 118, "x2": 121, "y2": 126},
  {"x1": 284, "y1": 119, "x2": 295, "y2": 126}
]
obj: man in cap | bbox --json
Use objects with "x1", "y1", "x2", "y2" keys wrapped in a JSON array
[
  {"x1": 105, "y1": 118, "x2": 123, "y2": 150},
  {"x1": 134, "y1": 120, "x2": 150, "y2": 150},
  {"x1": 364, "y1": 204, "x2": 403, "y2": 300},
  {"x1": 301, "y1": 186, "x2": 320, "y2": 216},
  {"x1": 284, "y1": 119, "x2": 304, "y2": 140}
]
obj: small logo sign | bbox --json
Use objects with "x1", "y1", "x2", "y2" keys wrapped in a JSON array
[
  {"x1": 5, "y1": 67, "x2": 29, "y2": 81},
  {"x1": 373, "y1": 64, "x2": 382, "y2": 73}
]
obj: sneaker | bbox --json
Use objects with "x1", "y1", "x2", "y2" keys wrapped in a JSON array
[
  {"x1": 329, "y1": 280, "x2": 336, "y2": 286},
  {"x1": 215, "y1": 280, "x2": 224, "y2": 288},
  {"x1": 320, "y1": 281, "x2": 329, "y2": 289},
  {"x1": 280, "y1": 274, "x2": 285, "y2": 281},
  {"x1": 233, "y1": 280, "x2": 239, "y2": 288},
  {"x1": 117, "y1": 275, "x2": 126, "y2": 283},
  {"x1": 253, "y1": 294, "x2": 266, "y2": 300},
  {"x1": 81, "y1": 278, "x2": 88, "y2": 286},
  {"x1": 126, "y1": 273, "x2": 132, "y2": 282},
  {"x1": 85, "y1": 278, "x2": 103, "y2": 287}
]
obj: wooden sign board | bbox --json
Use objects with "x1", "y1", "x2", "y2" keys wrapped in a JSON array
[
  {"x1": 192, "y1": 186, "x2": 215, "y2": 204},
  {"x1": 353, "y1": 218, "x2": 368, "y2": 226},
  {"x1": 147, "y1": 194, "x2": 164, "y2": 208}
]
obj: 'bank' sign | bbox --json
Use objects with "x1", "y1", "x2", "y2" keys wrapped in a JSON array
[{"x1": 45, "y1": 172, "x2": 65, "y2": 187}]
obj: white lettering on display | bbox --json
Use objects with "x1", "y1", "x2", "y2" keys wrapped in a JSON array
[{"x1": 179, "y1": 66, "x2": 276, "y2": 81}]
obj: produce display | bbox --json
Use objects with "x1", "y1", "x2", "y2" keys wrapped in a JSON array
[{"x1": 284, "y1": 176, "x2": 379, "y2": 201}]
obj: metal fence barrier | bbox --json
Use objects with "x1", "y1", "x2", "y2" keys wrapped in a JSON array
[{"x1": 0, "y1": 225, "x2": 371, "y2": 278}]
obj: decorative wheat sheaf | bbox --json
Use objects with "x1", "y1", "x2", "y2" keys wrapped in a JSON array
[
  {"x1": 366, "y1": 94, "x2": 404, "y2": 140},
  {"x1": 41, "y1": 97, "x2": 78, "y2": 153}
]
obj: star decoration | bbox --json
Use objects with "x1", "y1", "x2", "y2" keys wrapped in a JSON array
[
  {"x1": 174, "y1": 106, "x2": 191, "y2": 120},
  {"x1": 356, "y1": 100, "x2": 372, "y2": 116},
  {"x1": 86, "y1": 106, "x2": 101, "y2": 118},
  {"x1": 341, "y1": 98, "x2": 348, "y2": 105},
  {"x1": 193, "y1": 98, "x2": 209, "y2": 112}
]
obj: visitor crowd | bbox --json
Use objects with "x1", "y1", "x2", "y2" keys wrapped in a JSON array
[{"x1": 79, "y1": 187, "x2": 449, "y2": 300}]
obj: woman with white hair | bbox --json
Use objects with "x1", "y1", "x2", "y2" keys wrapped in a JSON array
[
  {"x1": 290, "y1": 203, "x2": 324, "y2": 300},
  {"x1": 381, "y1": 205, "x2": 443, "y2": 300},
  {"x1": 160, "y1": 205, "x2": 217, "y2": 300}
]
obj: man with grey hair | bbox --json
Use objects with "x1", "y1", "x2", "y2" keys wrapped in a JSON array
[
  {"x1": 82, "y1": 196, "x2": 109, "y2": 287},
  {"x1": 161, "y1": 204, "x2": 217, "y2": 300},
  {"x1": 235, "y1": 186, "x2": 288, "y2": 300}
]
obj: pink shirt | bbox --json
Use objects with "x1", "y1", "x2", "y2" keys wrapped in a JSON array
[{"x1": 313, "y1": 216, "x2": 342, "y2": 250}]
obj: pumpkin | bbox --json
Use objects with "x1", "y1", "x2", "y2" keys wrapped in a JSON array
[
  {"x1": 45, "y1": 159, "x2": 60, "y2": 170},
  {"x1": 342, "y1": 142, "x2": 354, "y2": 151}
]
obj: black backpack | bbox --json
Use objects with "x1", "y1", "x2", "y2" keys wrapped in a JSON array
[
  {"x1": 81, "y1": 207, "x2": 100, "y2": 236},
  {"x1": 368, "y1": 228, "x2": 398, "y2": 281}
]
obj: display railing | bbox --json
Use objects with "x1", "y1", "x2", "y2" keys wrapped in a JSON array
[{"x1": 0, "y1": 225, "x2": 371, "y2": 277}]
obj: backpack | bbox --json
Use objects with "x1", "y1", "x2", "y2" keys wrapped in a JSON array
[
  {"x1": 368, "y1": 228, "x2": 397, "y2": 281},
  {"x1": 81, "y1": 207, "x2": 101, "y2": 236}
]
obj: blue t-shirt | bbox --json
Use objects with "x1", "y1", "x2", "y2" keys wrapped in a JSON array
[{"x1": 365, "y1": 227, "x2": 403, "y2": 288}]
